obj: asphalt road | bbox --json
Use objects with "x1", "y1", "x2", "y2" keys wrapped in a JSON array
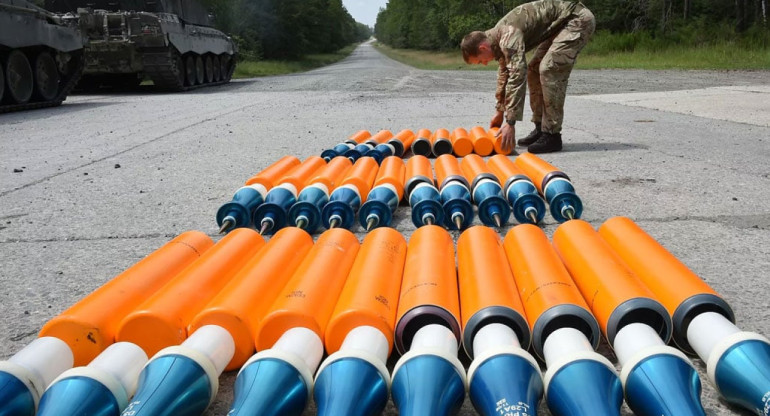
[{"x1": 1, "y1": 42, "x2": 769, "y2": 415}]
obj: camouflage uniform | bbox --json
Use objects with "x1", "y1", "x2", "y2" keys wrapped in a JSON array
[{"x1": 487, "y1": 0, "x2": 595, "y2": 133}]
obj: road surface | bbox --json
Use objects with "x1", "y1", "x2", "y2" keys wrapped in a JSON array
[{"x1": 1, "y1": 42, "x2": 769, "y2": 415}]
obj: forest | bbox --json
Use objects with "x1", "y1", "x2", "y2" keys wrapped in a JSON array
[
  {"x1": 374, "y1": 0, "x2": 769, "y2": 51},
  {"x1": 201, "y1": 0, "x2": 371, "y2": 60}
]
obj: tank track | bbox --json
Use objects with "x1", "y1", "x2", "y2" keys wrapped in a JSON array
[
  {"x1": 142, "y1": 48, "x2": 235, "y2": 92},
  {"x1": 0, "y1": 50, "x2": 84, "y2": 114}
]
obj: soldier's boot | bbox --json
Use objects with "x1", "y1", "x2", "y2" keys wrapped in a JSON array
[
  {"x1": 528, "y1": 132, "x2": 562, "y2": 153},
  {"x1": 517, "y1": 123, "x2": 542, "y2": 146}
]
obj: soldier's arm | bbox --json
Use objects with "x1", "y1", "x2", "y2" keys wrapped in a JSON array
[
  {"x1": 495, "y1": 58, "x2": 508, "y2": 113},
  {"x1": 501, "y1": 26, "x2": 527, "y2": 123}
]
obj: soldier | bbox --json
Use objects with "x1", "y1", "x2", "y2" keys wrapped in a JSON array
[{"x1": 461, "y1": 0, "x2": 595, "y2": 153}]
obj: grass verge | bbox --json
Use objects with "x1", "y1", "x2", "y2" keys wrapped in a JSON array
[
  {"x1": 373, "y1": 39, "x2": 770, "y2": 70},
  {"x1": 233, "y1": 44, "x2": 358, "y2": 79}
]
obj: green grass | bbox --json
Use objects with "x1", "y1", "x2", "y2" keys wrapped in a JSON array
[
  {"x1": 233, "y1": 44, "x2": 358, "y2": 78},
  {"x1": 372, "y1": 37, "x2": 770, "y2": 70}
]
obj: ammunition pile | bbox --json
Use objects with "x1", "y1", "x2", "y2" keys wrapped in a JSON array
[{"x1": 2, "y1": 129, "x2": 768, "y2": 416}]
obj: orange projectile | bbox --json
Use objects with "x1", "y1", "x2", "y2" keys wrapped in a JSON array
[
  {"x1": 435, "y1": 154, "x2": 470, "y2": 189},
  {"x1": 432, "y1": 128, "x2": 453, "y2": 156},
  {"x1": 469, "y1": 126, "x2": 494, "y2": 156},
  {"x1": 339, "y1": 156, "x2": 380, "y2": 200},
  {"x1": 393, "y1": 129, "x2": 416, "y2": 150},
  {"x1": 457, "y1": 226, "x2": 530, "y2": 357},
  {"x1": 394, "y1": 226, "x2": 461, "y2": 354},
  {"x1": 513, "y1": 153, "x2": 562, "y2": 193},
  {"x1": 503, "y1": 224, "x2": 601, "y2": 359},
  {"x1": 117, "y1": 228, "x2": 265, "y2": 357},
  {"x1": 450, "y1": 128, "x2": 474, "y2": 157},
  {"x1": 598, "y1": 217, "x2": 734, "y2": 352},
  {"x1": 325, "y1": 228, "x2": 407, "y2": 354},
  {"x1": 188, "y1": 227, "x2": 313, "y2": 370},
  {"x1": 488, "y1": 127, "x2": 512, "y2": 155},
  {"x1": 552, "y1": 220, "x2": 672, "y2": 345},
  {"x1": 368, "y1": 130, "x2": 394, "y2": 145},
  {"x1": 411, "y1": 128, "x2": 432, "y2": 157},
  {"x1": 487, "y1": 154, "x2": 526, "y2": 186},
  {"x1": 308, "y1": 156, "x2": 352, "y2": 190},
  {"x1": 277, "y1": 156, "x2": 327, "y2": 192},
  {"x1": 39, "y1": 231, "x2": 214, "y2": 366},
  {"x1": 349, "y1": 130, "x2": 373, "y2": 144},
  {"x1": 255, "y1": 229, "x2": 360, "y2": 350},
  {"x1": 245, "y1": 156, "x2": 301, "y2": 188},
  {"x1": 372, "y1": 156, "x2": 406, "y2": 200},
  {"x1": 404, "y1": 155, "x2": 435, "y2": 197},
  {"x1": 461, "y1": 154, "x2": 498, "y2": 187}
]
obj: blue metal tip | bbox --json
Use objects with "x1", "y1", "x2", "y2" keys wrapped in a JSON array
[
  {"x1": 229, "y1": 358, "x2": 308, "y2": 416},
  {"x1": 547, "y1": 359, "x2": 623, "y2": 416},
  {"x1": 37, "y1": 376, "x2": 120, "y2": 416},
  {"x1": 124, "y1": 355, "x2": 213, "y2": 416},
  {"x1": 0, "y1": 370, "x2": 35, "y2": 416},
  {"x1": 363, "y1": 149, "x2": 385, "y2": 165},
  {"x1": 477, "y1": 196, "x2": 511, "y2": 227},
  {"x1": 392, "y1": 355, "x2": 465, "y2": 416},
  {"x1": 469, "y1": 353, "x2": 543, "y2": 416},
  {"x1": 509, "y1": 192, "x2": 546, "y2": 225},
  {"x1": 625, "y1": 354, "x2": 705, "y2": 416},
  {"x1": 216, "y1": 202, "x2": 252, "y2": 230},
  {"x1": 314, "y1": 358, "x2": 389, "y2": 416},
  {"x1": 411, "y1": 199, "x2": 444, "y2": 228},
  {"x1": 359, "y1": 201, "x2": 391, "y2": 230},
  {"x1": 714, "y1": 337, "x2": 770, "y2": 414}
]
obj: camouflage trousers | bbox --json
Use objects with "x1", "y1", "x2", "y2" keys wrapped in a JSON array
[{"x1": 527, "y1": 6, "x2": 595, "y2": 133}]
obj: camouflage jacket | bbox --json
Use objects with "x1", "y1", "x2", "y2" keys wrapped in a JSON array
[{"x1": 487, "y1": 0, "x2": 582, "y2": 122}]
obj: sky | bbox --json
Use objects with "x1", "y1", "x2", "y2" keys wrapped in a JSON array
[{"x1": 342, "y1": 0, "x2": 389, "y2": 27}]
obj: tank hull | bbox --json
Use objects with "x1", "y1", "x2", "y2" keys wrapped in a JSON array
[
  {"x1": 0, "y1": 0, "x2": 84, "y2": 113},
  {"x1": 57, "y1": 4, "x2": 238, "y2": 91}
]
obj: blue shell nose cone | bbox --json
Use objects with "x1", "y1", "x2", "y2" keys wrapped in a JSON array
[
  {"x1": 469, "y1": 354, "x2": 543, "y2": 416},
  {"x1": 229, "y1": 358, "x2": 308, "y2": 416},
  {"x1": 124, "y1": 355, "x2": 212, "y2": 416},
  {"x1": 547, "y1": 359, "x2": 623, "y2": 416},
  {"x1": 0, "y1": 371, "x2": 35, "y2": 416},
  {"x1": 625, "y1": 354, "x2": 705, "y2": 416},
  {"x1": 391, "y1": 355, "x2": 465, "y2": 416},
  {"x1": 37, "y1": 377, "x2": 120, "y2": 416},
  {"x1": 314, "y1": 358, "x2": 389, "y2": 416},
  {"x1": 714, "y1": 338, "x2": 770, "y2": 414}
]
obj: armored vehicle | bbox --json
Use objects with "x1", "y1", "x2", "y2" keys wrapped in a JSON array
[
  {"x1": 0, "y1": 0, "x2": 84, "y2": 113},
  {"x1": 45, "y1": 0, "x2": 237, "y2": 91}
]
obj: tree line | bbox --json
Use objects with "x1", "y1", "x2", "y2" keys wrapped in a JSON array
[
  {"x1": 375, "y1": 0, "x2": 769, "y2": 51},
  {"x1": 203, "y1": 0, "x2": 372, "y2": 60}
]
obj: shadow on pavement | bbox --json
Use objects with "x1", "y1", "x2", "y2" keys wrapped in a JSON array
[{"x1": 562, "y1": 141, "x2": 649, "y2": 152}]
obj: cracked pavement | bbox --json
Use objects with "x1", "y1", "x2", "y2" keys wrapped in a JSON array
[{"x1": 1, "y1": 42, "x2": 769, "y2": 415}]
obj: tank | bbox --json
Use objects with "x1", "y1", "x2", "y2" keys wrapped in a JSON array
[
  {"x1": 45, "y1": 0, "x2": 237, "y2": 91},
  {"x1": 0, "y1": 0, "x2": 84, "y2": 113}
]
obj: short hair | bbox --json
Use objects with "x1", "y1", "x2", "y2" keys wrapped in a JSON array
[{"x1": 461, "y1": 31, "x2": 488, "y2": 63}]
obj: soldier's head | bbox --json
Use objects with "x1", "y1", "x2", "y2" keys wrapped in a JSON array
[{"x1": 461, "y1": 31, "x2": 494, "y2": 65}]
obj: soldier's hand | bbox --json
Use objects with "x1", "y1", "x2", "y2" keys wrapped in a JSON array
[
  {"x1": 490, "y1": 111, "x2": 504, "y2": 128},
  {"x1": 497, "y1": 123, "x2": 517, "y2": 154}
]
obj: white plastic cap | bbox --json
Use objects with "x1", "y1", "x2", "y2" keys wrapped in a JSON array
[
  {"x1": 10, "y1": 337, "x2": 73, "y2": 395},
  {"x1": 183, "y1": 325, "x2": 235, "y2": 376},
  {"x1": 613, "y1": 323, "x2": 665, "y2": 366},
  {"x1": 340, "y1": 326, "x2": 389, "y2": 364},
  {"x1": 272, "y1": 327, "x2": 324, "y2": 372},
  {"x1": 473, "y1": 323, "x2": 520, "y2": 358},
  {"x1": 687, "y1": 312, "x2": 741, "y2": 362},
  {"x1": 542, "y1": 327, "x2": 594, "y2": 368},
  {"x1": 88, "y1": 342, "x2": 148, "y2": 397},
  {"x1": 411, "y1": 324, "x2": 457, "y2": 355}
]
